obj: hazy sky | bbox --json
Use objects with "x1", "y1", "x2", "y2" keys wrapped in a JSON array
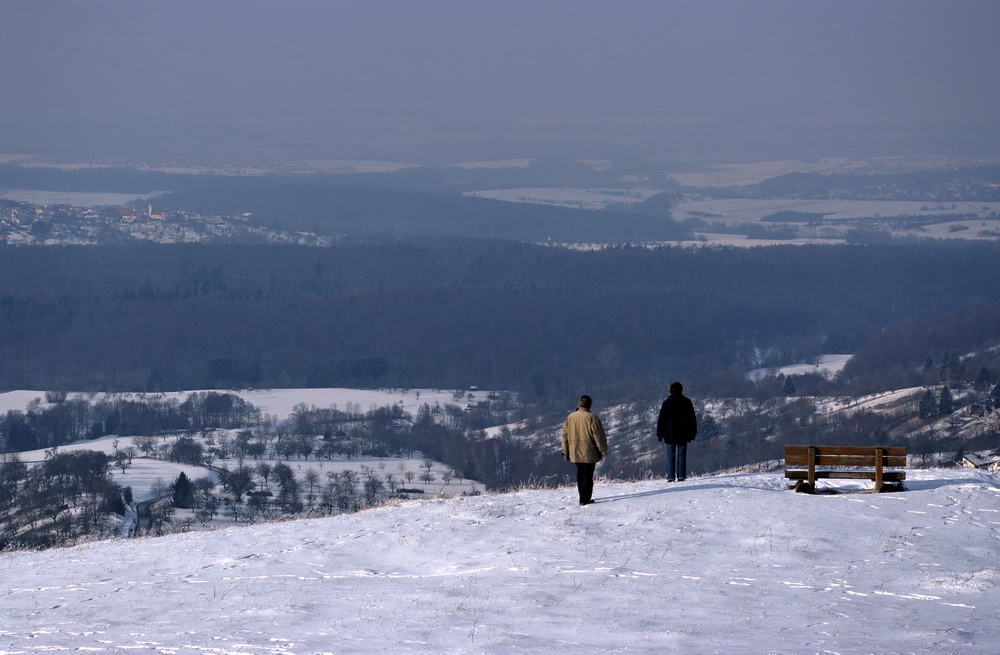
[{"x1": 2, "y1": 0, "x2": 999, "y2": 163}]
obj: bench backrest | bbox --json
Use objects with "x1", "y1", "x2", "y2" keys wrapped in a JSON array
[{"x1": 784, "y1": 445, "x2": 907, "y2": 468}]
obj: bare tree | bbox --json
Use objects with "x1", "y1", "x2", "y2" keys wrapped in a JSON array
[
  {"x1": 981, "y1": 409, "x2": 1000, "y2": 437},
  {"x1": 149, "y1": 499, "x2": 175, "y2": 535},
  {"x1": 149, "y1": 477, "x2": 167, "y2": 500},
  {"x1": 133, "y1": 435, "x2": 157, "y2": 456},
  {"x1": 196, "y1": 490, "x2": 219, "y2": 523},
  {"x1": 363, "y1": 469, "x2": 385, "y2": 505},
  {"x1": 113, "y1": 450, "x2": 132, "y2": 474},
  {"x1": 256, "y1": 462, "x2": 272, "y2": 489},
  {"x1": 336, "y1": 470, "x2": 359, "y2": 513},
  {"x1": 303, "y1": 468, "x2": 320, "y2": 495}
]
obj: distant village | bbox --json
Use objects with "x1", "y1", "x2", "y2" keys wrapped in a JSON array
[
  {"x1": 0, "y1": 197, "x2": 327, "y2": 246},
  {"x1": 1, "y1": 199, "x2": 222, "y2": 230}
]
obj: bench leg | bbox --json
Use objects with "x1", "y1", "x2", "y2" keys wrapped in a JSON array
[
  {"x1": 808, "y1": 446, "x2": 817, "y2": 489},
  {"x1": 793, "y1": 480, "x2": 815, "y2": 494}
]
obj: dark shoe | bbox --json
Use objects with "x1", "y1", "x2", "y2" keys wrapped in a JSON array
[
  {"x1": 677, "y1": 478, "x2": 686, "y2": 482},
  {"x1": 579, "y1": 499, "x2": 594, "y2": 505}
]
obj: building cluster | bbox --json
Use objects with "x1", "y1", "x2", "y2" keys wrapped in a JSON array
[
  {"x1": 0, "y1": 198, "x2": 232, "y2": 244},
  {"x1": 960, "y1": 450, "x2": 1000, "y2": 473},
  {"x1": 0, "y1": 199, "x2": 204, "y2": 226}
]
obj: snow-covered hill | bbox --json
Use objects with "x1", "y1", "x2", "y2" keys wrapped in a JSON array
[{"x1": 2, "y1": 469, "x2": 998, "y2": 654}]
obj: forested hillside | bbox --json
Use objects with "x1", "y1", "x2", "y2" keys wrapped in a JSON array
[
  {"x1": 2, "y1": 240, "x2": 999, "y2": 397},
  {"x1": 841, "y1": 302, "x2": 1000, "y2": 392}
]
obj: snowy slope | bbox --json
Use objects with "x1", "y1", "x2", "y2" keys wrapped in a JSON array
[
  {"x1": 2, "y1": 469, "x2": 998, "y2": 654},
  {"x1": 748, "y1": 354, "x2": 852, "y2": 382}
]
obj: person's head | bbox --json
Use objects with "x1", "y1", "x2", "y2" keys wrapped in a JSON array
[
  {"x1": 669, "y1": 382, "x2": 683, "y2": 394},
  {"x1": 579, "y1": 395, "x2": 593, "y2": 409}
]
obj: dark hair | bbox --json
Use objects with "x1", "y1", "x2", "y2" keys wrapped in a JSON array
[
  {"x1": 579, "y1": 395, "x2": 593, "y2": 409},
  {"x1": 669, "y1": 382, "x2": 683, "y2": 394}
]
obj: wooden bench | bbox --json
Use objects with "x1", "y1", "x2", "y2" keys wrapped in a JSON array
[{"x1": 784, "y1": 445, "x2": 906, "y2": 493}]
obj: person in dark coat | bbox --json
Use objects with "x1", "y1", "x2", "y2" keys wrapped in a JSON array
[{"x1": 656, "y1": 381, "x2": 697, "y2": 481}]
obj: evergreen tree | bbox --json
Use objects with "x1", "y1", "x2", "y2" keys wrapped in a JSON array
[
  {"x1": 975, "y1": 366, "x2": 991, "y2": 391},
  {"x1": 781, "y1": 376, "x2": 796, "y2": 396},
  {"x1": 918, "y1": 389, "x2": 937, "y2": 419},
  {"x1": 938, "y1": 386, "x2": 954, "y2": 415},
  {"x1": 171, "y1": 471, "x2": 195, "y2": 508}
]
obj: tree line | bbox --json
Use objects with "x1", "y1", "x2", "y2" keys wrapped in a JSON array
[
  {"x1": 3, "y1": 240, "x2": 1000, "y2": 401},
  {"x1": 704, "y1": 166, "x2": 1000, "y2": 202},
  {"x1": 0, "y1": 449, "x2": 128, "y2": 550},
  {"x1": 0, "y1": 392, "x2": 260, "y2": 454}
]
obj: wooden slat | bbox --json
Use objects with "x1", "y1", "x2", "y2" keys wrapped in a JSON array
[
  {"x1": 784, "y1": 454, "x2": 906, "y2": 467},
  {"x1": 785, "y1": 470, "x2": 905, "y2": 481},
  {"x1": 784, "y1": 445, "x2": 906, "y2": 457}
]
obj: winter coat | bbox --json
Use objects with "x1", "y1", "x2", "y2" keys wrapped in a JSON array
[
  {"x1": 656, "y1": 392, "x2": 697, "y2": 445},
  {"x1": 562, "y1": 408, "x2": 609, "y2": 464}
]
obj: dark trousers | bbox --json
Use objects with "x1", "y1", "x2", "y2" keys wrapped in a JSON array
[
  {"x1": 667, "y1": 442, "x2": 687, "y2": 480},
  {"x1": 575, "y1": 462, "x2": 596, "y2": 504}
]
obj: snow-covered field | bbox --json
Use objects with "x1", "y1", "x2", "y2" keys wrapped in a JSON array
[
  {"x1": 550, "y1": 235, "x2": 849, "y2": 250},
  {"x1": 672, "y1": 198, "x2": 1000, "y2": 225},
  {"x1": 463, "y1": 187, "x2": 660, "y2": 210},
  {"x1": 666, "y1": 157, "x2": 1000, "y2": 188},
  {"x1": 449, "y1": 159, "x2": 534, "y2": 169},
  {"x1": 748, "y1": 354, "x2": 852, "y2": 382},
  {"x1": 0, "y1": 387, "x2": 491, "y2": 423},
  {"x1": 2, "y1": 469, "x2": 997, "y2": 653},
  {"x1": 1, "y1": 388, "x2": 491, "y2": 502},
  {"x1": 13, "y1": 433, "x2": 219, "y2": 501},
  {"x1": 0, "y1": 189, "x2": 161, "y2": 207},
  {"x1": 286, "y1": 160, "x2": 417, "y2": 174},
  {"x1": 813, "y1": 387, "x2": 925, "y2": 417},
  {"x1": 15, "y1": 431, "x2": 481, "y2": 503},
  {"x1": 675, "y1": 233, "x2": 849, "y2": 247}
]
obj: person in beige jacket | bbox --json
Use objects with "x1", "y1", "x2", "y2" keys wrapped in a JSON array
[{"x1": 561, "y1": 395, "x2": 609, "y2": 505}]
